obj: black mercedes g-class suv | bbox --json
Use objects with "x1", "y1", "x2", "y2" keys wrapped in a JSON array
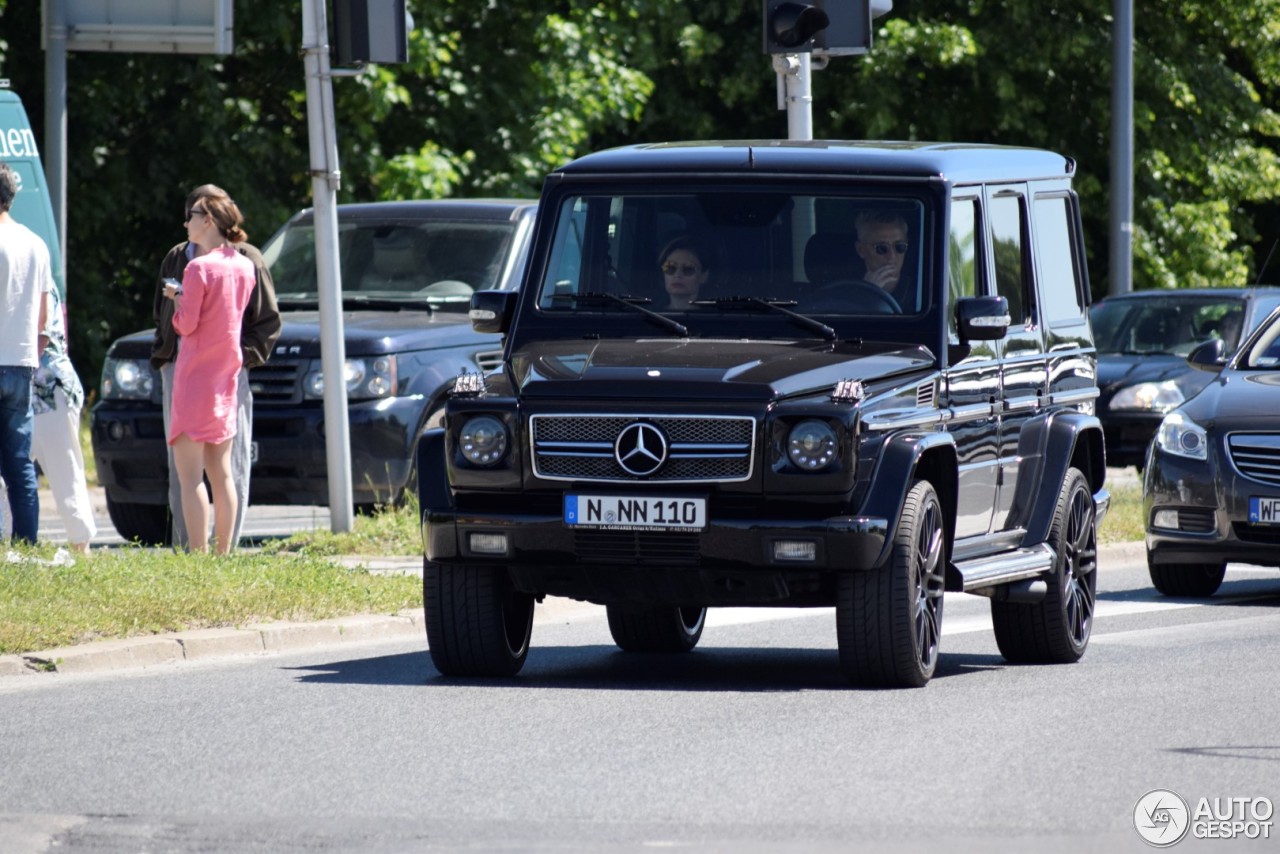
[{"x1": 418, "y1": 141, "x2": 1106, "y2": 687}]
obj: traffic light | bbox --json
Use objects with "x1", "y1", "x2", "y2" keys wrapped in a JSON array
[
  {"x1": 763, "y1": 1, "x2": 894, "y2": 56},
  {"x1": 763, "y1": 1, "x2": 830, "y2": 54},
  {"x1": 334, "y1": 0, "x2": 409, "y2": 65}
]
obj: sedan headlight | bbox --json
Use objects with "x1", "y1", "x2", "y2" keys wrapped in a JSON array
[
  {"x1": 1155, "y1": 412, "x2": 1208, "y2": 460},
  {"x1": 787, "y1": 419, "x2": 839, "y2": 471},
  {"x1": 459, "y1": 415, "x2": 509, "y2": 466},
  {"x1": 303, "y1": 356, "x2": 398, "y2": 401},
  {"x1": 101, "y1": 357, "x2": 156, "y2": 400},
  {"x1": 1110, "y1": 380, "x2": 1184, "y2": 413}
]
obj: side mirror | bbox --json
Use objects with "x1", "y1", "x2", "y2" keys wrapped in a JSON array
[
  {"x1": 956, "y1": 295, "x2": 1011, "y2": 342},
  {"x1": 1187, "y1": 337, "x2": 1228, "y2": 371},
  {"x1": 469, "y1": 290, "x2": 517, "y2": 335}
]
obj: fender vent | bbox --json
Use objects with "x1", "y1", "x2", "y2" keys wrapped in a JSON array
[
  {"x1": 916, "y1": 381, "x2": 936, "y2": 408},
  {"x1": 474, "y1": 350, "x2": 503, "y2": 373}
]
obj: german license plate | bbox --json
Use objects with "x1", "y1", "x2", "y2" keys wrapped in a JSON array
[
  {"x1": 564, "y1": 495, "x2": 706, "y2": 531},
  {"x1": 1248, "y1": 496, "x2": 1280, "y2": 524},
  {"x1": 250, "y1": 441, "x2": 259, "y2": 465}
]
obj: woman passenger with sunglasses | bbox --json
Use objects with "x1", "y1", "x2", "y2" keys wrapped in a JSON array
[
  {"x1": 853, "y1": 210, "x2": 910, "y2": 301},
  {"x1": 657, "y1": 235, "x2": 711, "y2": 311}
]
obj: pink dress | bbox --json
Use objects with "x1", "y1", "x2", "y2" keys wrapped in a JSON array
[{"x1": 168, "y1": 246, "x2": 256, "y2": 444}]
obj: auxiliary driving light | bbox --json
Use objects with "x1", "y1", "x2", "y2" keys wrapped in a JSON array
[
  {"x1": 469, "y1": 533, "x2": 509, "y2": 555},
  {"x1": 773, "y1": 540, "x2": 817, "y2": 562}
]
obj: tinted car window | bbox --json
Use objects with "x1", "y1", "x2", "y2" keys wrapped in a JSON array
[
  {"x1": 989, "y1": 194, "x2": 1026, "y2": 325},
  {"x1": 535, "y1": 191, "x2": 927, "y2": 316},
  {"x1": 263, "y1": 219, "x2": 517, "y2": 304},
  {"x1": 1034, "y1": 196, "x2": 1083, "y2": 323},
  {"x1": 1091, "y1": 296, "x2": 1244, "y2": 356}
]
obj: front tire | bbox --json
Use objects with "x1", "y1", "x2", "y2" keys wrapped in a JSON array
[
  {"x1": 1148, "y1": 559, "x2": 1225, "y2": 597},
  {"x1": 424, "y1": 560, "x2": 534, "y2": 676},
  {"x1": 105, "y1": 495, "x2": 172, "y2": 546},
  {"x1": 606, "y1": 605, "x2": 706, "y2": 653},
  {"x1": 837, "y1": 479, "x2": 945, "y2": 688},
  {"x1": 992, "y1": 467, "x2": 1097, "y2": 663}
]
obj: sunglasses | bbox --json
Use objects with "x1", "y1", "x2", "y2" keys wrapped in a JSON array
[
  {"x1": 185, "y1": 207, "x2": 208, "y2": 222},
  {"x1": 871, "y1": 241, "x2": 909, "y2": 257},
  {"x1": 661, "y1": 262, "x2": 701, "y2": 276}
]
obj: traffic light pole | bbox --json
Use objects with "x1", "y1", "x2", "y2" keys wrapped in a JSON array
[{"x1": 773, "y1": 53, "x2": 814, "y2": 141}]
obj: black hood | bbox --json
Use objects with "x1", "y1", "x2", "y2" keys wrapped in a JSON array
[
  {"x1": 1184, "y1": 371, "x2": 1280, "y2": 427},
  {"x1": 507, "y1": 338, "x2": 934, "y2": 402}
]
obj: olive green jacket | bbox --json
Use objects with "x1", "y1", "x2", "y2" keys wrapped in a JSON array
[{"x1": 149, "y1": 241, "x2": 282, "y2": 370}]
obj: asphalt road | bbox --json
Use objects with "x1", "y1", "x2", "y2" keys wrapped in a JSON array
[{"x1": 2, "y1": 544, "x2": 1278, "y2": 853}]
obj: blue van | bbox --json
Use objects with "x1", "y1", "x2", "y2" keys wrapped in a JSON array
[{"x1": 0, "y1": 84, "x2": 64, "y2": 294}]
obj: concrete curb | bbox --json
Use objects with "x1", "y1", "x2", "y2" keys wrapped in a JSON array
[{"x1": 1, "y1": 543, "x2": 1145, "y2": 679}]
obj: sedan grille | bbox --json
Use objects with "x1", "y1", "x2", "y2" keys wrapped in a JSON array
[
  {"x1": 531, "y1": 414, "x2": 755, "y2": 483},
  {"x1": 1228, "y1": 433, "x2": 1280, "y2": 486}
]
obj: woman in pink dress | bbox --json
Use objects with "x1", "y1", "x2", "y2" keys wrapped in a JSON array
[{"x1": 162, "y1": 191, "x2": 256, "y2": 553}]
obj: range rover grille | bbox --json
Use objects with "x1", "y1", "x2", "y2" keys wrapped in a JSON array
[
  {"x1": 1228, "y1": 434, "x2": 1280, "y2": 486},
  {"x1": 531, "y1": 414, "x2": 755, "y2": 483},
  {"x1": 249, "y1": 359, "x2": 303, "y2": 403}
]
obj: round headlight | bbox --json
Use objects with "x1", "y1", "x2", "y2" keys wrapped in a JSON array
[
  {"x1": 787, "y1": 420, "x2": 838, "y2": 471},
  {"x1": 344, "y1": 359, "x2": 367, "y2": 391},
  {"x1": 113, "y1": 360, "x2": 153, "y2": 396},
  {"x1": 460, "y1": 415, "x2": 509, "y2": 466}
]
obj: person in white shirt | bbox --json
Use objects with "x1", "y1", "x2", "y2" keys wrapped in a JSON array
[{"x1": 0, "y1": 161, "x2": 52, "y2": 544}]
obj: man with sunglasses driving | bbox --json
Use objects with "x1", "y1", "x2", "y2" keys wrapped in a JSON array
[{"x1": 854, "y1": 210, "x2": 910, "y2": 302}]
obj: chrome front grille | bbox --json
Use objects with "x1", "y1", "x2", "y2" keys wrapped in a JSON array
[
  {"x1": 531, "y1": 414, "x2": 756, "y2": 483},
  {"x1": 249, "y1": 359, "x2": 303, "y2": 403},
  {"x1": 1228, "y1": 433, "x2": 1280, "y2": 486}
]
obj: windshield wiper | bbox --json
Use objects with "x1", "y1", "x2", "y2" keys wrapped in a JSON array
[
  {"x1": 692, "y1": 296, "x2": 836, "y2": 341},
  {"x1": 551, "y1": 291, "x2": 688, "y2": 336}
]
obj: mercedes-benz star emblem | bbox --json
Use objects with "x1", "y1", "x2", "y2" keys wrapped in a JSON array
[{"x1": 615, "y1": 422, "x2": 668, "y2": 476}]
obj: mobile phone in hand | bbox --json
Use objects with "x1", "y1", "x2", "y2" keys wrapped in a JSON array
[{"x1": 163, "y1": 277, "x2": 183, "y2": 296}]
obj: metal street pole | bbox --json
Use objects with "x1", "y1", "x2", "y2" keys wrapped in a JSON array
[
  {"x1": 301, "y1": 0, "x2": 354, "y2": 532},
  {"x1": 773, "y1": 53, "x2": 814, "y2": 141},
  {"x1": 43, "y1": 0, "x2": 68, "y2": 279},
  {"x1": 1109, "y1": 0, "x2": 1134, "y2": 295}
]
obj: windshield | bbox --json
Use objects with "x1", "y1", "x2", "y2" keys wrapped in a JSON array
[
  {"x1": 1090, "y1": 295, "x2": 1244, "y2": 356},
  {"x1": 535, "y1": 191, "x2": 927, "y2": 319},
  {"x1": 262, "y1": 218, "x2": 517, "y2": 306},
  {"x1": 1241, "y1": 307, "x2": 1280, "y2": 368}
]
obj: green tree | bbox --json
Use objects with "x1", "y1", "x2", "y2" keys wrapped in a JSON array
[
  {"x1": 612, "y1": 0, "x2": 1280, "y2": 296},
  {"x1": 0, "y1": 0, "x2": 666, "y2": 382},
  {"x1": 3, "y1": 0, "x2": 1280, "y2": 390}
]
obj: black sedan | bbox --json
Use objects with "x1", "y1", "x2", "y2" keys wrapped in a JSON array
[
  {"x1": 1091, "y1": 287, "x2": 1280, "y2": 469},
  {"x1": 1144, "y1": 302, "x2": 1280, "y2": 595}
]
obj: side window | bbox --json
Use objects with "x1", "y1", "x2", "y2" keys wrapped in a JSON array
[
  {"x1": 1034, "y1": 195, "x2": 1084, "y2": 323},
  {"x1": 989, "y1": 193, "x2": 1029, "y2": 326},
  {"x1": 948, "y1": 198, "x2": 979, "y2": 341}
]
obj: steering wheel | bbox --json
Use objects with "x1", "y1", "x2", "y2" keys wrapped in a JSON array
[
  {"x1": 438, "y1": 268, "x2": 488, "y2": 288},
  {"x1": 805, "y1": 279, "x2": 902, "y2": 314}
]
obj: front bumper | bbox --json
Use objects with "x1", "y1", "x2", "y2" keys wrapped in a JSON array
[
  {"x1": 92, "y1": 395, "x2": 427, "y2": 506},
  {"x1": 1144, "y1": 446, "x2": 1280, "y2": 569},
  {"x1": 422, "y1": 504, "x2": 889, "y2": 607}
]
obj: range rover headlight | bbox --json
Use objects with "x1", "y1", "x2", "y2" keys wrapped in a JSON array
[
  {"x1": 303, "y1": 356, "x2": 397, "y2": 400},
  {"x1": 1111, "y1": 380, "x2": 1184, "y2": 413},
  {"x1": 1155, "y1": 411, "x2": 1208, "y2": 460},
  {"x1": 460, "y1": 415, "x2": 509, "y2": 466},
  {"x1": 787, "y1": 420, "x2": 839, "y2": 471},
  {"x1": 101, "y1": 357, "x2": 155, "y2": 400}
]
